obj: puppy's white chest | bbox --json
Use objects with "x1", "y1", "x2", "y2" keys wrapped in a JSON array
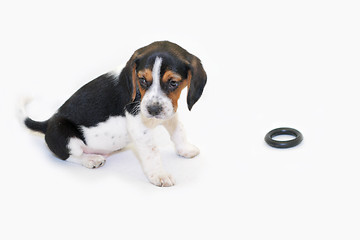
[{"x1": 81, "y1": 116, "x2": 130, "y2": 153}]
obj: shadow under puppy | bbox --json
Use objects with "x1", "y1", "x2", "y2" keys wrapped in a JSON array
[{"x1": 21, "y1": 41, "x2": 207, "y2": 187}]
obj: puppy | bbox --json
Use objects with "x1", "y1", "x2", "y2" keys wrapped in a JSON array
[{"x1": 21, "y1": 41, "x2": 207, "y2": 187}]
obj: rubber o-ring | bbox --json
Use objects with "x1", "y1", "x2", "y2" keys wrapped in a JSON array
[{"x1": 265, "y1": 127, "x2": 303, "y2": 148}]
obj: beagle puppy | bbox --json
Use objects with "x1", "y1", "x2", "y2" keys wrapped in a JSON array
[{"x1": 21, "y1": 41, "x2": 207, "y2": 187}]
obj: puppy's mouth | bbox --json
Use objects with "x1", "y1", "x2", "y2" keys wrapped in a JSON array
[
  {"x1": 143, "y1": 112, "x2": 167, "y2": 120},
  {"x1": 142, "y1": 110, "x2": 174, "y2": 121}
]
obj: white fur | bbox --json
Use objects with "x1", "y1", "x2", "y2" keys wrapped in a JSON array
[
  {"x1": 151, "y1": 57, "x2": 162, "y2": 94},
  {"x1": 140, "y1": 57, "x2": 174, "y2": 120},
  {"x1": 68, "y1": 137, "x2": 85, "y2": 156},
  {"x1": 80, "y1": 116, "x2": 130, "y2": 154}
]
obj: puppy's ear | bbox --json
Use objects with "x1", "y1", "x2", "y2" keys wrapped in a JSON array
[
  {"x1": 120, "y1": 53, "x2": 139, "y2": 101},
  {"x1": 187, "y1": 56, "x2": 207, "y2": 111}
]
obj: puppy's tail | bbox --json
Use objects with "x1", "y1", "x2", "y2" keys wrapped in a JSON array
[{"x1": 18, "y1": 97, "x2": 48, "y2": 134}]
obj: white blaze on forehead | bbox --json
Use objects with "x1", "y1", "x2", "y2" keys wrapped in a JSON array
[
  {"x1": 151, "y1": 57, "x2": 163, "y2": 93},
  {"x1": 141, "y1": 56, "x2": 174, "y2": 119}
]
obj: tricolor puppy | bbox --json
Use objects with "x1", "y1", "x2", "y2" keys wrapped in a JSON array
[{"x1": 21, "y1": 41, "x2": 207, "y2": 187}]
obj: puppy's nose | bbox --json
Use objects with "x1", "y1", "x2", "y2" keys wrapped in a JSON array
[{"x1": 147, "y1": 103, "x2": 163, "y2": 116}]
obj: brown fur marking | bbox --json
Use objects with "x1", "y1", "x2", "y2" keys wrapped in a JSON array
[
  {"x1": 163, "y1": 70, "x2": 189, "y2": 111},
  {"x1": 137, "y1": 69, "x2": 153, "y2": 99}
]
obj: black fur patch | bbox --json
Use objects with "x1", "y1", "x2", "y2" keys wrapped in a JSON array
[
  {"x1": 58, "y1": 73, "x2": 132, "y2": 127},
  {"x1": 125, "y1": 89, "x2": 141, "y2": 116},
  {"x1": 25, "y1": 118, "x2": 48, "y2": 134},
  {"x1": 44, "y1": 115, "x2": 85, "y2": 160}
]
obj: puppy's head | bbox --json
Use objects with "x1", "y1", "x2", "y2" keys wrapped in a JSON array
[{"x1": 123, "y1": 41, "x2": 207, "y2": 120}]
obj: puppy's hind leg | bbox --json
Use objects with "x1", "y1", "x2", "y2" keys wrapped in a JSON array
[
  {"x1": 45, "y1": 116, "x2": 106, "y2": 169},
  {"x1": 67, "y1": 138, "x2": 106, "y2": 169}
]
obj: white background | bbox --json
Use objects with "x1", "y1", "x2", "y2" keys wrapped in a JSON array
[{"x1": 1, "y1": 0, "x2": 360, "y2": 239}]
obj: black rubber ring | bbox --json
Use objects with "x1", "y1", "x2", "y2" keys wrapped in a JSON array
[{"x1": 265, "y1": 127, "x2": 303, "y2": 148}]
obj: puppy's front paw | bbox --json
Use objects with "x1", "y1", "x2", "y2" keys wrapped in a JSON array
[
  {"x1": 81, "y1": 155, "x2": 106, "y2": 169},
  {"x1": 177, "y1": 143, "x2": 200, "y2": 158},
  {"x1": 147, "y1": 171, "x2": 175, "y2": 187}
]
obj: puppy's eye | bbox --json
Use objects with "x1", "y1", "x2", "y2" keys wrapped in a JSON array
[
  {"x1": 139, "y1": 77, "x2": 147, "y2": 87},
  {"x1": 168, "y1": 79, "x2": 179, "y2": 90}
]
